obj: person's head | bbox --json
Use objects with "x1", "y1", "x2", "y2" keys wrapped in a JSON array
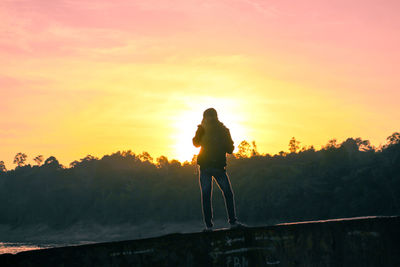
[{"x1": 202, "y1": 108, "x2": 218, "y2": 124}]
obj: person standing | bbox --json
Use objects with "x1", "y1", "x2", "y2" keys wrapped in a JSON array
[{"x1": 192, "y1": 108, "x2": 245, "y2": 231}]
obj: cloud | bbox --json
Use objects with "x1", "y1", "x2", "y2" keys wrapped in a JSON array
[{"x1": 237, "y1": 0, "x2": 279, "y2": 17}]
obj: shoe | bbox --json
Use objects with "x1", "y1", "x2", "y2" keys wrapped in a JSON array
[
  {"x1": 230, "y1": 221, "x2": 247, "y2": 229},
  {"x1": 203, "y1": 226, "x2": 213, "y2": 232}
]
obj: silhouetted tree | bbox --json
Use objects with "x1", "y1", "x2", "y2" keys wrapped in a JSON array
[
  {"x1": 33, "y1": 155, "x2": 44, "y2": 166},
  {"x1": 0, "y1": 131, "x2": 398, "y2": 229},
  {"x1": 81, "y1": 155, "x2": 98, "y2": 162},
  {"x1": 341, "y1": 138, "x2": 359, "y2": 153},
  {"x1": 190, "y1": 154, "x2": 198, "y2": 165},
  {"x1": 325, "y1": 139, "x2": 339, "y2": 149},
  {"x1": 251, "y1": 141, "x2": 259, "y2": 156},
  {"x1": 278, "y1": 151, "x2": 287, "y2": 156},
  {"x1": 44, "y1": 156, "x2": 62, "y2": 169},
  {"x1": 13, "y1": 152, "x2": 27, "y2": 167},
  {"x1": 0, "y1": 161, "x2": 6, "y2": 172},
  {"x1": 357, "y1": 139, "x2": 374, "y2": 152},
  {"x1": 387, "y1": 132, "x2": 400, "y2": 146},
  {"x1": 69, "y1": 160, "x2": 80, "y2": 168},
  {"x1": 156, "y1": 155, "x2": 169, "y2": 168},
  {"x1": 139, "y1": 151, "x2": 153, "y2": 162},
  {"x1": 237, "y1": 140, "x2": 251, "y2": 158},
  {"x1": 288, "y1": 137, "x2": 300, "y2": 153},
  {"x1": 236, "y1": 140, "x2": 259, "y2": 158},
  {"x1": 69, "y1": 155, "x2": 98, "y2": 168}
]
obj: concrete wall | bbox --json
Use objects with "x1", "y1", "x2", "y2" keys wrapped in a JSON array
[{"x1": 1, "y1": 216, "x2": 399, "y2": 266}]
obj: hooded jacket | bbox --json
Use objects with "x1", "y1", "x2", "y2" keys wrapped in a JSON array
[{"x1": 192, "y1": 120, "x2": 234, "y2": 169}]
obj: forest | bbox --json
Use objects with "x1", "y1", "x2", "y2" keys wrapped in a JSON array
[{"x1": 0, "y1": 133, "x2": 399, "y2": 229}]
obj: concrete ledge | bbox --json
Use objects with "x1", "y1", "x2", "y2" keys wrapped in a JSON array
[{"x1": 1, "y1": 216, "x2": 399, "y2": 266}]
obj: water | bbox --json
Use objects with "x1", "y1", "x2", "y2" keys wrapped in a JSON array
[
  {"x1": 0, "y1": 242, "x2": 90, "y2": 255},
  {"x1": 0, "y1": 221, "x2": 207, "y2": 255},
  {"x1": 0, "y1": 242, "x2": 52, "y2": 254}
]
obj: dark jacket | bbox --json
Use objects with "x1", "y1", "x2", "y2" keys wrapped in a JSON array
[{"x1": 192, "y1": 120, "x2": 234, "y2": 169}]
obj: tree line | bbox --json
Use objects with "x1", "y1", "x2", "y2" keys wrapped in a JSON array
[{"x1": 0, "y1": 132, "x2": 399, "y2": 228}]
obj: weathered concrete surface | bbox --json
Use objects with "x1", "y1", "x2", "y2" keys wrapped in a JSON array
[{"x1": 1, "y1": 216, "x2": 399, "y2": 267}]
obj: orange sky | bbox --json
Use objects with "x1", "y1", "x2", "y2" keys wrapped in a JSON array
[{"x1": 1, "y1": 0, "x2": 400, "y2": 169}]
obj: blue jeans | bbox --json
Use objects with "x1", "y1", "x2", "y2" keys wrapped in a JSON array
[{"x1": 199, "y1": 167, "x2": 237, "y2": 227}]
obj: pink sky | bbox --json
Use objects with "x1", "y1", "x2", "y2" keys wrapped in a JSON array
[{"x1": 1, "y1": 0, "x2": 399, "y2": 168}]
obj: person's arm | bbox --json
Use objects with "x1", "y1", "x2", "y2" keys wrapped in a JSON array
[
  {"x1": 192, "y1": 125, "x2": 204, "y2": 147},
  {"x1": 225, "y1": 128, "x2": 234, "y2": 154}
]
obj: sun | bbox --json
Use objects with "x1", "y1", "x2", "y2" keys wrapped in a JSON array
[{"x1": 170, "y1": 97, "x2": 247, "y2": 163}]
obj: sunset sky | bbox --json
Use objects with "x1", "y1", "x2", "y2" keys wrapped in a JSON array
[{"x1": 1, "y1": 0, "x2": 399, "y2": 168}]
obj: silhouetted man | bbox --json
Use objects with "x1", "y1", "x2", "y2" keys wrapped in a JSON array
[{"x1": 193, "y1": 108, "x2": 244, "y2": 231}]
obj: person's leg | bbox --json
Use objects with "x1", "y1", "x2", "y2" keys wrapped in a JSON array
[
  {"x1": 213, "y1": 168, "x2": 237, "y2": 225},
  {"x1": 199, "y1": 168, "x2": 213, "y2": 227}
]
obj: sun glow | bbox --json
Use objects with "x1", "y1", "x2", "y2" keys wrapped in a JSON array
[{"x1": 170, "y1": 97, "x2": 247, "y2": 163}]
